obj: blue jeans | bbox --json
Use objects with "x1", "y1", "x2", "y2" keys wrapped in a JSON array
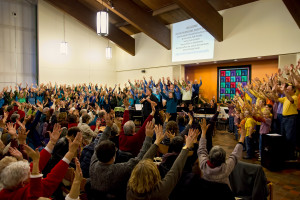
[
  {"x1": 259, "y1": 134, "x2": 266, "y2": 157},
  {"x1": 245, "y1": 136, "x2": 254, "y2": 158},
  {"x1": 281, "y1": 114, "x2": 298, "y2": 159},
  {"x1": 277, "y1": 113, "x2": 283, "y2": 135},
  {"x1": 229, "y1": 116, "x2": 234, "y2": 132},
  {"x1": 234, "y1": 125, "x2": 239, "y2": 141}
]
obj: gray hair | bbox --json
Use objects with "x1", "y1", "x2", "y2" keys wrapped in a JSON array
[
  {"x1": 0, "y1": 160, "x2": 30, "y2": 190},
  {"x1": 111, "y1": 123, "x2": 120, "y2": 134},
  {"x1": 123, "y1": 121, "x2": 135, "y2": 135},
  {"x1": 80, "y1": 109, "x2": 87, "y2": 116},
  {"x1": 208, "y1": 146, "x2": 226, "y2": 167},
  {"x1": 98, "y1": 110, "x2": 106, "y2": 118}
]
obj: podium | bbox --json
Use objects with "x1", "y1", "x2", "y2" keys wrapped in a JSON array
[{"x1": 261, "y1": 134, "x2": 285, "y2": 171}]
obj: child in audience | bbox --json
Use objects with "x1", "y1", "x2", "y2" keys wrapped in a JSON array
[
  {"x1": 233, "y1": 109, "x2": 241, "y2": 141},
  {"x1": 244, "y1": 110, "x2": 257, "y2": 159},
  {"x1": 254, "y1": 109, "x2": 272, "y2": 160}
]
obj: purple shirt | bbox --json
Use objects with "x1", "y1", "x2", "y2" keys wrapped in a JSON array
[
  {"x1": 276, "y1": 94, "x2": 285, "y2": 115},
  {"x1": 273, "y1": 102, "x2": 278, "y2": 119},
  {"x1": 260, "y1": 118, "x2": 272, "y2": 134},
  {"x1": 228, "y1": 105, "x2": 235, "y2": 116}
]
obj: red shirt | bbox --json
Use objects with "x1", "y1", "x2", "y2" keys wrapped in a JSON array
[
  {"x1": 0, "y1": 148, "x2": 69, "y2": 200},
  {"x1": 119, "y1": 110, "x2": 153, "y2": 156}
]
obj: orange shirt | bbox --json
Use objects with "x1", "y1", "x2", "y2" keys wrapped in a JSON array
[{"x1": 266, "y1": 98, "x2": 274, "y2": 106}]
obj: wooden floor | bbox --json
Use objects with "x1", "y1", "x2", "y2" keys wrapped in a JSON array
[{"x1": 213, "y1": 130, "x2": 300, "y2": 200}]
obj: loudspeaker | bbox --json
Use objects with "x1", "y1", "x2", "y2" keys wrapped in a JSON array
[
  {"x1": 141, "y1": 69, "x2": 146, "y2": 73},
  {"x1": 261, "y1": 134, "x2": 285, "y2": 171}
]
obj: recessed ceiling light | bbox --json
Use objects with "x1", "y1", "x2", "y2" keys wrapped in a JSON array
[
  {"x1": 257, "y1": 56, "x2": 261, "y2": 59},
  {"x1": 234, "y1": 59, "x2": 238, "y2": 62}
]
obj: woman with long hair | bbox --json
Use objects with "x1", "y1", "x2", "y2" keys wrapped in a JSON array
[{"x1": 127, "y1": 128, "x2": 197, "y2": 200}]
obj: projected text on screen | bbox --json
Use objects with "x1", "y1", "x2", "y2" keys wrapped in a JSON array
[{"x1": 172, "y1": 19, "x2": 214, "y2": 62}]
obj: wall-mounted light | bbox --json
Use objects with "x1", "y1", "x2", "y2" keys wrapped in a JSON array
[
  {"x1": 106, "y1": 40, "x2": 112, "y2": 59},
  {"x1": 60, "y1": 13, "x2": 68, "y2": 55}
]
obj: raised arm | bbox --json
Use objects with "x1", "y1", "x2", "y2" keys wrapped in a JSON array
[
  {"x1": 158, "y1": 129, "x2": 197, "y2": 198},
  {"x1": 90, "y1": 114, "x2": 113, "y2": 164},
  {"x1": 197, "y1": 118, "x2": 211, "y2": 168}
]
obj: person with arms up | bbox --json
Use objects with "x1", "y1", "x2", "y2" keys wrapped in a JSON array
[{"x1": 198, "y1": 118, "x2": 245, "y2": 188}]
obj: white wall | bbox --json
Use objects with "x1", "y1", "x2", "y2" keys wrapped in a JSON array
[
  {"x1": 0, "y1": 0, "x2": 37, "y2": 89},
  {"x1": 115, "y1": 0, "x2": 300, "y2": 71},
  {"x1": 38, "y1": 0, "x2": 116, "y2": 87},
  {"x1": 279, "y1": 54, "x2": 297, "y2": 73},
  {"x1": 116, "y1": 65, "x2": 177, "y2": 86}
]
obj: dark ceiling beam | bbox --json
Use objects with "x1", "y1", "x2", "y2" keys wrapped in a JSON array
[
  {"x1": 44, "y1": 0, "x2": 135, "y2": 55},
  {"x1": 115, "y1": 21, "x2": 130, "y2": 28},
  {"x1": 174, "y1": 0, "x2": 223, "y2": 41},
  {"x1": 282, "y1": 0, "x2": 300, "y2": 28},
  {"x1": 207, "y1": 0, "x2": 258, "y2": 11},
  {"x1": 96, "y1": 0, "x2": 171, "y2": 50},
  {"x1": 152, "y1": 4, "x2": 180, "y2": 16}
]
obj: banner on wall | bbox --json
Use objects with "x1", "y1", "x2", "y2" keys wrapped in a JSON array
[
  {"x1": 217, "y1": 65, "x2": 251, "y2": 101},
  {"x1": 172, "y1": 19, "x2": 215, "y2": 62}
]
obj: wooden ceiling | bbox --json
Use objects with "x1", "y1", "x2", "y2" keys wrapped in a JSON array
[{"x1": 43, "y1": 0, "x2": 300, "y2": 56}]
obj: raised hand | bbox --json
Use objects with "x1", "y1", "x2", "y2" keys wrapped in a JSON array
[
  {"x1": 188, "y1": 113, "x2": 193, "y2": 125},
  {"x1": 49, "y1": 123, "x2": 62, "y2": 146},
  {"x1": 199, "y1": 118, "x2": 210, "y2": 136},
  {"x1": 150, "y1": 103, "x2": 156, "y2": 116},
  {"x1": 74, "y1": 158, "x2": 83, "y2": 182},
  {"x1": 9, "y1": 147, "x2": 23, "y2": 160},
  {"x1": 16, "y1": 119, "x2": 26, "y2": 130},
  {"x1": 105, "y1": 113, "x2": 113, "y2": 127},
  {"x1": 68, "y1": 132, "x2": 82, "y2": 158},
  {"x1": 145, "y1": 121, "x2": 155, "y2": 137},
  {"x1": 154, "y1": 124, "x2": 165, "y2": 145},
  {"x1": 165, "y1": 112, "x2": 171, "y2": 122},
  {"x1": 24, "y1": 145, "x2": 40, "y2": 162},
  {"x1": 165, "y1": 131, "x2": 175, "y2": 140},
  {"x1": 6, "y1": 122, "x2": 17, "y2": 139},
  {"x1": 18, "y1": 126, "x2": 29, "y2": 144},
  {"x1": 184, "y1": 129, "x2": 197, "y2": 149}
]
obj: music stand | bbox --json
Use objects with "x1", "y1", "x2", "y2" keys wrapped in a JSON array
[{"x1": 135, "y1": 104, "x2": 143, "y2": 111}]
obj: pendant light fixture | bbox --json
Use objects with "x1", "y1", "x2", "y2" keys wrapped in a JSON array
[
  {"x1": 60, "y1": 12, "x2": 68, "y2": 55},
  {"x1": 97, "y1": 1, "x2": 109, "y2": 36},
  {"x1": 106, "y1": 40, "x2": 112, "y2": 59}
]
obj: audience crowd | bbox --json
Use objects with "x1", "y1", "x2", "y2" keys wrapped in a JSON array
[{"x1": 0, "y1": 59, "x2": 299, "y2": 200}]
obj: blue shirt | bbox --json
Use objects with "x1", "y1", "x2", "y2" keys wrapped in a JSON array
[
  {"x1": 161, "y1": 92, "x2": 177, "y2": 114},
  {"x1": 192, "y1": 80, "x2": 202, "y2": 95},
  {"x1": 0, "y1": 98, "x2": 4, "y2": 108}
]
